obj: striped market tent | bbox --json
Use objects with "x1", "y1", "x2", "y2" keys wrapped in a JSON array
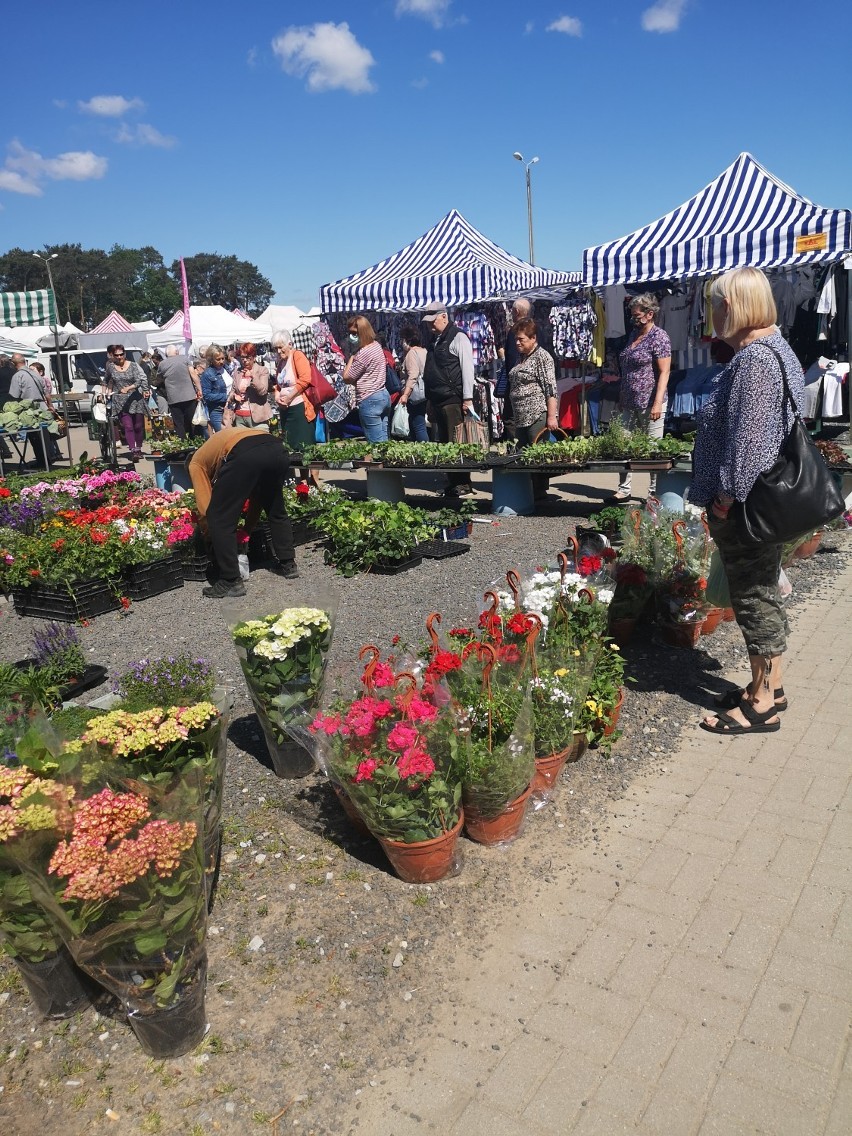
[
  {"x1": 319, "y1": 209, "x2": 581, "y2": 313},
  {"x1": 0, "y1": 335, "x2": 38, "y2": 358},
  {"x1": 90, "y1": 309, "x2": 135, "y2": 334},
  {"x1": 583, "y1": 152, "x2": 852, "y2": 288},
  {"x1": 0, "y1": 289, "x2": 57, "y2": 327}
]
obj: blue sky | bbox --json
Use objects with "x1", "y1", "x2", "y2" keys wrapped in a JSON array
[{"x1": 3, "y1": 0, "x2": 851, "y2": 313}]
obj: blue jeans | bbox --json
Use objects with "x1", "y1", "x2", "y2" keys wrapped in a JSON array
[
  {"x1": 358, "y1": 388, "x2": 390, "y2": 442},
  {"x1": 207, "y1": 406, "x2": 224, "y2": 432},
  {"x1": 407, "y1": 399, "x2": 429, "y2": 442}
]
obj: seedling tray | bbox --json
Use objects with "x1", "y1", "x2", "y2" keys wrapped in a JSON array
[{"x1": 414, "y1": 540, "x2": 470, "y2": 560}]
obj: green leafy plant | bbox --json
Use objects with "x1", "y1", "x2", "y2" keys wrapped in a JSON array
[
  {"x1": 0, "y1": 400, "x2": 58, "y2": 434},
  {"x1": 321, "y1": 499, "x2": 434, "y2": 575}
]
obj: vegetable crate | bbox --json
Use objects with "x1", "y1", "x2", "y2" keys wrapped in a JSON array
[
  {"x1": 12, "y1": 579, "x2": 121, "y2": 622},
  {"x1": 124, "y1": 556, "x2": 185, "y2": 602}
]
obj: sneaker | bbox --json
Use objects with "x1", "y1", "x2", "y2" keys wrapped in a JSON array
[
  {"x1": 269, "y1": 559, "x2": 299, "y2": 579},
  {"x1": 202, "y1": 579, "x2": 246, "y2": 598}
]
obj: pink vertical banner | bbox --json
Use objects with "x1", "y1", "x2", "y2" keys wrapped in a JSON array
[{"x1": 179, "y1": 258, "x2": 192, "y2": 342}]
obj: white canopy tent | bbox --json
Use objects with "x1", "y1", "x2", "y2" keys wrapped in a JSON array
[
  {"x1": 148, "y1": 305, "x2": 273, "y2": 351},
  {"x1": 257, "y1": 305, "x2": 318, "y2": 335}
]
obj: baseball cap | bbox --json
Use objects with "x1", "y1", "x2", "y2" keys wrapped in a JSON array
[{"x1": 420, "y1": 303, "x2": 448, "y2": 323}]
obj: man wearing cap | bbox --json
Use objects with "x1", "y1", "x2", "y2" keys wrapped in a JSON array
[{"x1": 421, "y1": 304, "x2": 475, "y2": 497}]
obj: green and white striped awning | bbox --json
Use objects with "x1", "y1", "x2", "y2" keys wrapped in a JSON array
[{"x1": 0, "y1": 289, "x2": 57, "y2": 327}]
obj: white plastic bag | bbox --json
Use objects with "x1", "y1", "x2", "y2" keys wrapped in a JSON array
[
  {"x1": 92, "y1": 396, "x2": 108, "y2": 423},
  {"x1": 390, "y1": 401, "x2": 410, "y2": 439},
  {"x1": 238, "y1": 553, "x2": 250, "y2": 581},
  {"x1": 192, "y1": 401, "x2": 208, "y2": 427}
]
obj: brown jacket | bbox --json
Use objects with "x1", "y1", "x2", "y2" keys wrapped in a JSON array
[{"x1": 189, "y1": 427, "x2": 270, "y2": 521}]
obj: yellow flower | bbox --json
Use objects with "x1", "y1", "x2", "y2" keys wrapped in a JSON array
[
  {"x1": 585, "y1": 699, "x2": 597, "y2": 712},
  {"x1": 554, "y1": 668, "x2": 568, "y2": 677}
]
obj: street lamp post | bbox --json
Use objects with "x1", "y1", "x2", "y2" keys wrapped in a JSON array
[
  {"x1": 33, "y1": 252, "x2": 72, "y2": 464},
  {"x1": 513, "y1": 152, "x2": 540, "y2": 264}
]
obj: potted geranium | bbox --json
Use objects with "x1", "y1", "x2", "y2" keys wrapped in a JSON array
[
  {"x1": 309, "y1": 659, "x2": 463, "y2": 882},
  {"x1": 228, "y1": 603, "x2": 336, "y2": 778}
]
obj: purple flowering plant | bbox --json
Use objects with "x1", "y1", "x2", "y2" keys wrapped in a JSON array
[{"x1": 112, "y1": 654, "x2": 215, "y2": 713}]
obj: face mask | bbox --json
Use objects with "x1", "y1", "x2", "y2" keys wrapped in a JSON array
[{"x1": 348, "y1": 333, "x2": 359, "y2": 344}]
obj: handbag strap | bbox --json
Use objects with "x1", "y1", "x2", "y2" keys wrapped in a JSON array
[{"x1": 752, "y1": 342, "x2": 799, "y2": 428}]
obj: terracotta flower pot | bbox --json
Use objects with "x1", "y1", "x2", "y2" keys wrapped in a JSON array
[
  {"x1": 608, "y1": 616, "x2": 637, "y2": 646},
  {"x1": 331, "y1": 784, "x2": 373, "y2": 839},
  {"x1": 532, "y1": 747, "x2": 571, "y2": 793},
  {"x1": 565, "y1": 732, "x2": 588, "y2": 763},
  {"x1": 701, "y1": 607, "x2": 724, "y2": 636},
  {"x1": 660, "y1": 620, "x2": 705, "y2": 648},
  {"x1": 378, "y1": 811, "x2": 464, "y2": 883},
  {"x1": 601, "y1": 687, "x2": 625, "y2": 739},
  {"x1": 464, "y1": 785, "x2": 532, "y2": 846},
  {"x1": 721, "y1": 607, "x2": 736, "y2": 623},
  {"x1": 794, "y1": 532, "x2": 822, "y2": 559}
]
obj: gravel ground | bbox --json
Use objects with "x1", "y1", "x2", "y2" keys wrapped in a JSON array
[{"x1": 0, "y1": 477, "x2": 849, "y2": 1136}]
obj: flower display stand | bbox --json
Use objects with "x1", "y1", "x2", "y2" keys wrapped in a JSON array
[
  {"x1": 12, "y1": 579, "x2": 121, "y2": 622},
  {"x1": 124, "y1": 556, "x2": 184, "y2": 601}
]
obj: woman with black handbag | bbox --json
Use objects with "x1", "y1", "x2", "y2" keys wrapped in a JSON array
[
  {"x1": 688, "y1": 267, "x2": 810, "y2": 735},
  {"x1": 688, "y1": 267, "x2": 811, "y2": 735}
]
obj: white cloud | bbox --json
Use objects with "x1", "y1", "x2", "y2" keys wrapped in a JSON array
[
  {"x1": 246, "y1": 46, "x2": 258, "y2": 67},
  {"x1": 0, "y1": 140, "x2": 108, "y2": 196},
  {"x1": 395, "y1": 0, "x2": 452, "y2": 28},
  {"x1": 524, "y1": 21, "x2": 534, "y2": 35},
  {"x1": 547, "y1": 15, "x2": 583, "y2": 37},
  {"x1": 78, "y1": 94, "x2": 144, "y2": 117},
  {"x1": 641, "y1": 0, "x2": 688, "y2": 33},
  {"x1": 429, "y1": 50, "x2": 444, "y2": 64},
  {"x1": 411, "y1": 77, "x2": 429, "y2": 89},
  {"x1": 272, "y1": 22, "x2": 376, "y2": 94},
  {"x1": 115, "y1": 123, "x2": 177, "y2": 148},
  {"x1": 0, "y1": 168, "x2": 41, "y2": 196}
]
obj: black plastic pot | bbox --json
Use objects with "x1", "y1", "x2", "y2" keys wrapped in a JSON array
[{"x1": 15, "y1": 949, "x2": 102, "y2": 1019}]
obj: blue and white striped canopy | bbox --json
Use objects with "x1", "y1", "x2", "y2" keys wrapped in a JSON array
[
  {"x1": 583, "y1": 153, "x2": 852, "y2": 288},
  {"x1": 320, "y1": 209, "x2": 580, "y2": 313}
]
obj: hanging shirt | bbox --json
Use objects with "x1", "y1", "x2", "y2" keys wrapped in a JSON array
[{"x1": 602, "y1": 285, "x2": 627, "y2": 337}]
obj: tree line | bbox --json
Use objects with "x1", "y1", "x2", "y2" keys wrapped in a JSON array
[{"x1": 0, "y1": 245, "x2": 275, "y2": 327}]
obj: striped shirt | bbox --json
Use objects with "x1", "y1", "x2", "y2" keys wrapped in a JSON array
[{"x1": 347, "y1": 341, "x2": 386, "y2": 402}]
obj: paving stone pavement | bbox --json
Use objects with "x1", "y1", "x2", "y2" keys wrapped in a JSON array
[{"x1": 342, "y1": 552, "x2": 852, "y2": 1135}]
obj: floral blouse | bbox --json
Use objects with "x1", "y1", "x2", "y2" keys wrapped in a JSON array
[
  {"x1": 688, "y1": 331, "x2": 805, "y2": 506},
  {"x1": 508, "y1": 346, "x2": 557, "y2": 429},
  {"x1": 618, "y1": 324, "x2": 671, "y2": 411}
]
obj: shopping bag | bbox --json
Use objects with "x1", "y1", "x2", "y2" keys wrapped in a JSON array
[
  {"x1": 304, "y1": 362, "x2": 337, "y2": 410},
  {"x1": 390, "y1": 401, "x2": 410, "y2": 439},
  {"x1": 191, "y1": 401, "x2": 208, "y2": 427},
  {"x1": 705, "y1": 549, "x2": 731, "y2": 608},
  {"x1": 314, "y1": 412, "x2": 327, "y2": 443},
  {"x1": 453, "y1": 410, "x2": 488, "y2": 449}
]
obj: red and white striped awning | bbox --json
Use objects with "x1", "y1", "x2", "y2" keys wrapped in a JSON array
[{"x1": 90, "y1": 310, "x2": 135, "y2": 334}]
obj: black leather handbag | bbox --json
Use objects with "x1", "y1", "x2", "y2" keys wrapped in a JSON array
[{"x1": 734, "y1": 345, "x2": 845, "y2": 545}]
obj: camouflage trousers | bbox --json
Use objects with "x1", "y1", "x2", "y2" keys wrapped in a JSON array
[{"x1": 708, "y1": 513, "x2": 788, "y2": 657}]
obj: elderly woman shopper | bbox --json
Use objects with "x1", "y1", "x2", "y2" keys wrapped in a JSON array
[
  {"x1": 105, "y1": 344, "x2": 150, "y2": 462},
  {"x1": 608, "y1": 293, "x2": 671, "y2": 503},
  {"x1": 687, "y1": 266, "x2": 805, "y2": 735},
  {"x1": 343, "y1": 315, "x2": 390, "y2": 443},
  {"x1": 225, "y1": 343, "x2": 273, "y2": 430},
  {"x1": 509, "y1": 318, "x2": 558, "y2": 502},
  {"x1": 200, "y1": 345, "x2": 230, "y2": 433},
  {"x1": 271, "y1": 330, "x2": 315, "y2": 450}
]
